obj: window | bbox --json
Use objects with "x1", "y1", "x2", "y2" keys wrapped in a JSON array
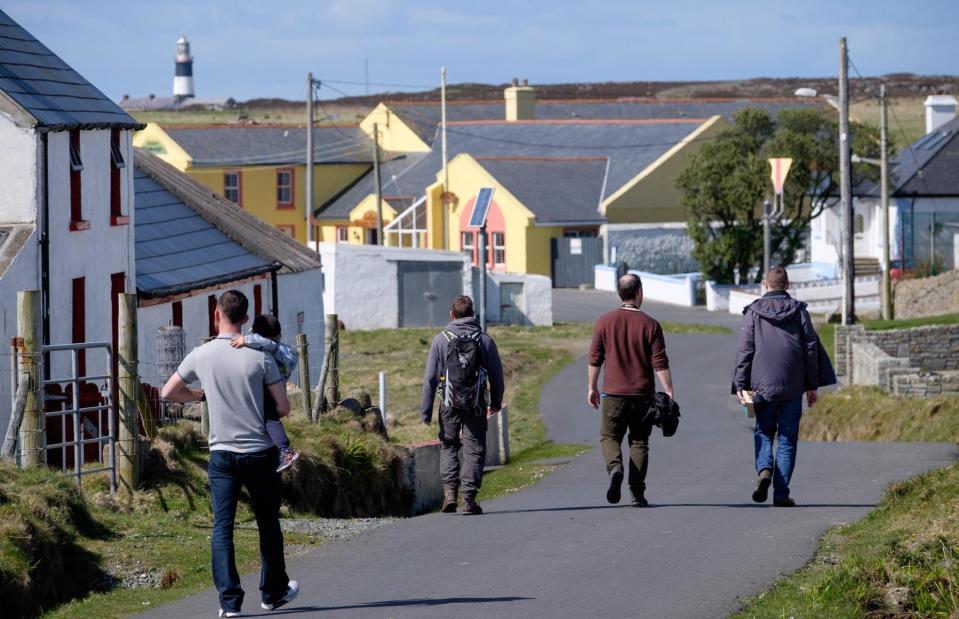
[
  {"x1": 110, "y1": 129, "x2": 128, "y2": 225},
  {"x1": 492, "y1": 232, "x2": 506, "y2": 266},
  {"x1": 224, "y1": 171, "x2": 241, "y2": 205},
  {"x1": 461, "y1": 231, "x2": 475, "y2": 262},
  {"x1": 276, "y1": 224, "x2": 295, "y2": 238},
  {"x1": 208, "y1": 295, "x2": 217, "y2": 337},
  {"x1": 171, "y1": 301, "x2": 183, "y2": 327},
  {"x1": 336, "y1": 226, "x2": 349, "y2": 243},
  {"x1": 276, "y1": 169, "x2": 293, "y2": 207},
  {"x1": 72, "y1": 277, "x2": 86, "y2": 376},
  {"x1": 69, "y1": 130, "x2": 88, "y2": 230},
  {"x1": 365, "y1": 228, "x2": 378, "y2": 245},
  {"x1": 254, "y1": 284, "x2": 262, "y2": 317}
]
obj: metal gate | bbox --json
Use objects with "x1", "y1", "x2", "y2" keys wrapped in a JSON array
[
  {"x1": 551, "y1": 237, "x2": 603, "y2": 288},
  {"x1": 42, "y1": 342, "x2": 116, "y2": 492},
  {"x1": 397, "y1": 261, "x2": 463, "y2": 327}
]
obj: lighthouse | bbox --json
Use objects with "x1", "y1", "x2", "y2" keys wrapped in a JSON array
[{"x1": 173, "y1": 35, "x2": 194, "y2": 102}]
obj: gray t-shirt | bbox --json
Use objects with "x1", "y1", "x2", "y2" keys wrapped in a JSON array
[{"x1": 177, "y1": 335, "x2": 282, "y2": 453}]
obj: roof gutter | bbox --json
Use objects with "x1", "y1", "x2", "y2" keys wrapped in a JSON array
[{"x1": 137, "y1": 262, "x2": 278, "y2": 299}]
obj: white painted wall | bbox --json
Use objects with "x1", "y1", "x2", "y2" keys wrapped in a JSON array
[
  {"x1": 594, "y1": 264, "x2": 618, "y2": 292},
  {"x1": 628, "y1": 270, "x2": 698, "y2": 307},
  {"x1": 473, "y1": 270, "x2": 553, "y2": 326},
  {"x1": 276, "y1": 268, "x2": 325, "y2": 385},
  {"x1": 321, "y1": 243, "x2": 470, "y2": 330},
  {"x1": 0, "y1": 227, "x2": 40, "y2": 437},
  {"x1": 0, "y1": 115, "x2": 38, "y2": 223}
]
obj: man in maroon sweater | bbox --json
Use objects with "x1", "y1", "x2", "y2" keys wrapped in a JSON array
[{"x1": 587, "y1": 274, "x2": 674, "y2": 507}]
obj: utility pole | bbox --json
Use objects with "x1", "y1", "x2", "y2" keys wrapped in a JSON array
[
  {"x1": 306, "y1": 72, "x2": 315, "y2": 249},
  {"x1": 372, "y1": 123, "x2": 383, "y2": 245},
  {"x1": 838, "y1": 36, "x2": 855, "y2": 325},
  {"x1": 880, "y1": 83, "x2": 892, "y2": 320},
  {"x1": 763, "y1": 198, "x2": 771, "y2": 275},
  {"x1": 441, "y1": 66, "x2": 449, "y2": 250}
]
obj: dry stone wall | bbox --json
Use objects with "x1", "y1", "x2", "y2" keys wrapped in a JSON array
[{"x1": 894, "y1": 270, "x2": 959, "y2": 319}]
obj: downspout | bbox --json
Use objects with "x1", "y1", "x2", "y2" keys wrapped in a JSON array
[
  {"x1": 39, "y1": 131, "x2": 51, "y2": 369},
  {"x1": 270, "y1": 268, "x2": 279, "y2": 317}
]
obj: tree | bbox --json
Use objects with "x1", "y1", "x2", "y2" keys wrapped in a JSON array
[{"x1": 676, "y1": 108, "x2": 884, "y2": 284}]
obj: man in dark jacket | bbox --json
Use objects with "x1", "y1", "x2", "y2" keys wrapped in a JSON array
[
  {"x1": 732, "y1": 266, "x2": 819, "y2": 507},
  {"x1": 421, "y1": 295, "x2": 505, "y2": 515}
]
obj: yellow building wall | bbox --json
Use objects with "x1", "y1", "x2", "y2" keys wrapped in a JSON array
[
  {"x1": 603, "y1": 116, "x2": 728, "y2": 224},
  {"x1": 360, "y1": 103, "x2": 431, "y2": 154},
  {"x1": 523, "y1": 225, "x2": 564, "y2": 277},
  {"x1": 132, "y1": 123, "x2": 192, "y2": 170}
]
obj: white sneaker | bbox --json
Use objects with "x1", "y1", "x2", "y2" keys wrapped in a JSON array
[
  {"x1": 219, "y1": 609, "x2": 241, "y2": 618},
  {"x1": 261, "y1": 579, "x2": 299, "y2": 611}
]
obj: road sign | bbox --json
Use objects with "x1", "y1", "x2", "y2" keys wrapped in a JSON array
[
  {"x1": 468, "y1": 187, "x2": 495, "y2": 228},
  {"x1": 769, "y1": 158, "x2": 793, "y2": 195}
]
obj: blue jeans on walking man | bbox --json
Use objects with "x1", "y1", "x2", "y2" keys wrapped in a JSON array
[
  {"x1": 208, "y1": 447, "x2": 289, "y2": 613},
  {"x1": 753, "y1": 397, "x2": 802, "y2": 502}
]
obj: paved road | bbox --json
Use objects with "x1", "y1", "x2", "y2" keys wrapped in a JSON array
[{"x1": 143, "y1": 294, "x2": 956, "y2": 618}]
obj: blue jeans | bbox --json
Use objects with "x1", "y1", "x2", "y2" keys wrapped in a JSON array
[
  {"x1": 208, "y1": 447, "x2": 289, "y2": 612},
  {"x1": 753, "y1": 397, "x2": 803, "y2": 501}
]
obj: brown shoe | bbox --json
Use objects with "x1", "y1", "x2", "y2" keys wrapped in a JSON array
[
  {"x1": 752, "y1": 469, "x2": 772, "y2": 503},
  {"x1": 462, "y1": 497, "x2": 483, "y2": 515},
  {"x1": 442, "y1": 489, "x2": 458, "y2": 513}
]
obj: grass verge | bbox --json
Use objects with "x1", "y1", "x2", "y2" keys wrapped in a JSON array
[{"x1": 735, "y1": 463, "x2": 959, "y2": 618}]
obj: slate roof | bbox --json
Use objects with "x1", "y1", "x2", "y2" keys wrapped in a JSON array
[
  {"x1": 162, "y1": 125, "x2": 376, "y2": 167},
  {"x1": 476, "y1": 157, "x2": 608, "y2": 224},
  {"x1": 388, "y1": 98, "x2": 821, "y2": 145},
  {"x1": 134, "y1": 149, "x2": 320, "y2": 297},
  {"x1": 317, "y1": 118, "x2": 708, "y2": 221},
  {"x1": 0, "y1": 9, "x2": 142, "y2": 131}
]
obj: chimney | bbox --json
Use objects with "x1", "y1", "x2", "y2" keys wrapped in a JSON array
[
  {"x1": 504, "y1": 78, "x2": 535, "y2": 122},
  {"x1": 924, "y1": 95, "x2": 957, "y2": 134}
]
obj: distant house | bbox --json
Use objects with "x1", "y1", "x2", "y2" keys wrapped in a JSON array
[
  {"x1": 812, "y1": 96, "x2": 959, "y2": 273},
  {"x1": 132, "y1": 149, "x2": 324, "y2": 395},
  {"x1": 0, "y1": 9, "x2": 143, "y2": 437},
  {"x1": 132, "y1": 124, "x2": 375, "y2": 244}
]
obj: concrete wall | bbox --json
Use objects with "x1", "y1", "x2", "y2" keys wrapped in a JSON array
[
  {"x1": 726, "y1": 276, "x2": 881, "y2": 315},
  {"x1": 850, "y1": 341, "x2": 916, "y2": 391},
  {"x1": 628, "y1": 270, "x2": 697, "y2": 307},
  {"x1": 320, "y1": 243, "x2": 470, "y2": 330},
  {"x1": 604, "y1": 223, "x2": 698, "y2": 274},
  {"x1": 473, "y1": 269, "x2": 553, "y2": 326},
  {"x1": 595, "y1": 264, "x2": 618, "y2": 292},
  {"x1": 276, "y1": 268, "x2": 326, "y2": 384},
  {"x1": 894, "y1": 270, "x2": 959, "y2": 320},
  {"x1": 0, "y1": 116, "x2": 38, "y2": 223}
]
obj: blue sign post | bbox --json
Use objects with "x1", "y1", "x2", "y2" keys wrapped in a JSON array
[{"x1": 467, "y1": 187, "x2": 495, "y2": 330}]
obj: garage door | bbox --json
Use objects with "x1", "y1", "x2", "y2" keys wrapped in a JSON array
[{"x1": 397, "y1": 262, "x2": 464, "y2": 327}]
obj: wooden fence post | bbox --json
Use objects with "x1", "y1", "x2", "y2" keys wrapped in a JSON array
[
  {"x1": 311, "y1": 314, "x2": 339, "y2": 420},
  {"x1": 296, "y1": 333, "x2": 312, "y2": 421},
  {"x1": 117, "y1": 293, "x2": 139, "y2": 492},
  {"x1": 17, "y1": 291, "x2": 42, "y2": 467}
]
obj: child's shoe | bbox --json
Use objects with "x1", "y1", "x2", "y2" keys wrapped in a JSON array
[{"x1": 277, "y1": 448, "x2": 299, "y2": 472}]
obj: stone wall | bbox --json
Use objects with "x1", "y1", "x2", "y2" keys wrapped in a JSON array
[
  {"x1": 894, "y1": 269, "x2": 959, "y2": 320},
  {"x1": 837, "y1": 323, "x2": 959, "y2": 377},
  {"x1": 893, "y1": 372, "x2": 959, "y2": 398},
  {"x1": 606, "y1": 224, "x2": 698, "y2": 274},
  {"x1": 850, "y1": 341, "x2": 916, "y2": 390}
]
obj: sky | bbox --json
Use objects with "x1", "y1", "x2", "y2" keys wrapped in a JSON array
[{"x1": 4, "y1": 0, "x2": 958, "y2": 102}]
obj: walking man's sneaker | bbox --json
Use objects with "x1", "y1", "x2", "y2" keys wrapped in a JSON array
[
  {"x1": 219, "y1": 609, "x2": 241, "y2": 618},
  {"x1": 773, "y1": 497, "x2": 797, "y2": 507},
  {"x1": 462, "y1": 496, "x2": 483, "y2": 515},
  {"x1": 606, "y1": 467, "x2": 624, "y2": 504},
  {"x1": 261, "y1": 580, "x2": 299, "y2": 611},
  {"x1": 276, "y1": 448, "x2": 299, "y2": 473},
  {"x1": 442, "y1": 488, "x2": 458, "y2": 513},
  {"x1": 630, "y1": 490, "x2": 649, "y2": 508},
  {"x1": 752, "y1": 469, "x2": 772, "y2": 503}
]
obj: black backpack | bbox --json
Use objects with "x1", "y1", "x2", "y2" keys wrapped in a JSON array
[{"x1": 441, "y1": 330, "x2": 487, "y2": 413}]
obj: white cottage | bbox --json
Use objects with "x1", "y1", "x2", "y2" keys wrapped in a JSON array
[
  {"x1": 132, "y1": 149, "x2": 324, "y2": 408},
  {"x1": 0, "y1": 10, "x2": 142, "y2": 449}
]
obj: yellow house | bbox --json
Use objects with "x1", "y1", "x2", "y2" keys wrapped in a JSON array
[{"x1": 133, "y1": 123, "x2": 374, "y2": 243}]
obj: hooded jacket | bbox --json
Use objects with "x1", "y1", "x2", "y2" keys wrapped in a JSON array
[
  {"x1": 731, "y1": 291, "x2": 820, "y2": 403},
  {"x1": 419, "y1": 317, "x2": 505, "y2": 423}
]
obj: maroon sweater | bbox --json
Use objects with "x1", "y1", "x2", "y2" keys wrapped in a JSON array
[{"x1": 589, "y1": 307, "x2": 669, "y2": 396}]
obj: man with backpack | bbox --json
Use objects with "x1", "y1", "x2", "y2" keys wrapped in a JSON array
[
  {"x1": 732, "y1": 265, "x2": 830, "y2": 507},
  {"x1": 420, "y1": 295, "x2": 505, "y2": 515}
]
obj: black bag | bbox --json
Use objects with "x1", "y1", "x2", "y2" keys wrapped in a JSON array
[{"x1": 441, "y1": 330, "x2": 487, "y2": 413}]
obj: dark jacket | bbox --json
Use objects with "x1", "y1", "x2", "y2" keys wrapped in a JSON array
[
  {"x1": 419, "y1": 317, "x2": 505, "y2": 423},
  {"x1": 731, "y1": 291, "x2": 820, "y2": 402}
]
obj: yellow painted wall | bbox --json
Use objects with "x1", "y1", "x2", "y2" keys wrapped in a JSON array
[
  {"x1": 360, "y1": 103, "x2": 431, "y2": 153},
  {"x1": 132, "y1": 123, "x2": 192, "y2": 170},
  {"x1": 602, "y1": 116, "x2": 728, "y2": 224}
]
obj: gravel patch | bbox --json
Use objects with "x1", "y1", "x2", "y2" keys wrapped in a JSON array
[{"x1": 280, "y1": 517, "x2": 399, "y2": 542}]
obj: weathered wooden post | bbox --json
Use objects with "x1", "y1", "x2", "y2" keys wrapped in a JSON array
[
  {"x1": 498, "y1": 405, "x2": 510, "y2": 465},
  {"x1": 117, "y1": 293, "x2": 139, "y2": 492},
  {"x1": 311, "y1": 313, "x2": 339, "y2": 419},
  {"x1": 17, "y1": 291, "x2": 42, "y2": 467},
  {"x1": 296, "y1": 333, "x2": 312, "y2": 420}
]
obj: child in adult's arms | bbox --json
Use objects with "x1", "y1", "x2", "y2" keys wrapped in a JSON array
[{"x1": 231, "y1": 314, "x2": 301, "y2": 472}]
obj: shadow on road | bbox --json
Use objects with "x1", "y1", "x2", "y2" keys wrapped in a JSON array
[
  {"x1": 266, "y1": 596, "x2": 534, "y2": 615},
  {"x1": 484, "y1": 502, "x2": 878, "y2": 515}
]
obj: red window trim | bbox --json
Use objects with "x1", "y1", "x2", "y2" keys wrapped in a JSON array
[
  {"x1": 207, "y1": 295, "x2": 217, "y2": 337},
  {"x1": 72, "y1": 276, "x2": 86, "y2": 376},
  {"x1": 110, "y1": 272, "x2": 125, "y2": 410},
  {"x1": 110, "y1": 216, "x2": 130, "y2": 226},
  {"x1": 224, "y1": 170, "x2": 242, "y2": 206},
  {"x1": 276, "y1": 168, "x2": 295, "y2": 209},
  {"x1": 254, "y1": 284, "x2": 263, "y2": 317},
  {"x1": 69, "y1": 130, "x2": 83, "y2": 228},
  {"x1": 110, "y1": 129, "x2": 123, "y2": 223},
  {"x1": 69, "y1": 220, "x2": 91, "y2": 231},
  {"x1": 171, "y1": 301, "x2": 183, "y2": 327}
]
